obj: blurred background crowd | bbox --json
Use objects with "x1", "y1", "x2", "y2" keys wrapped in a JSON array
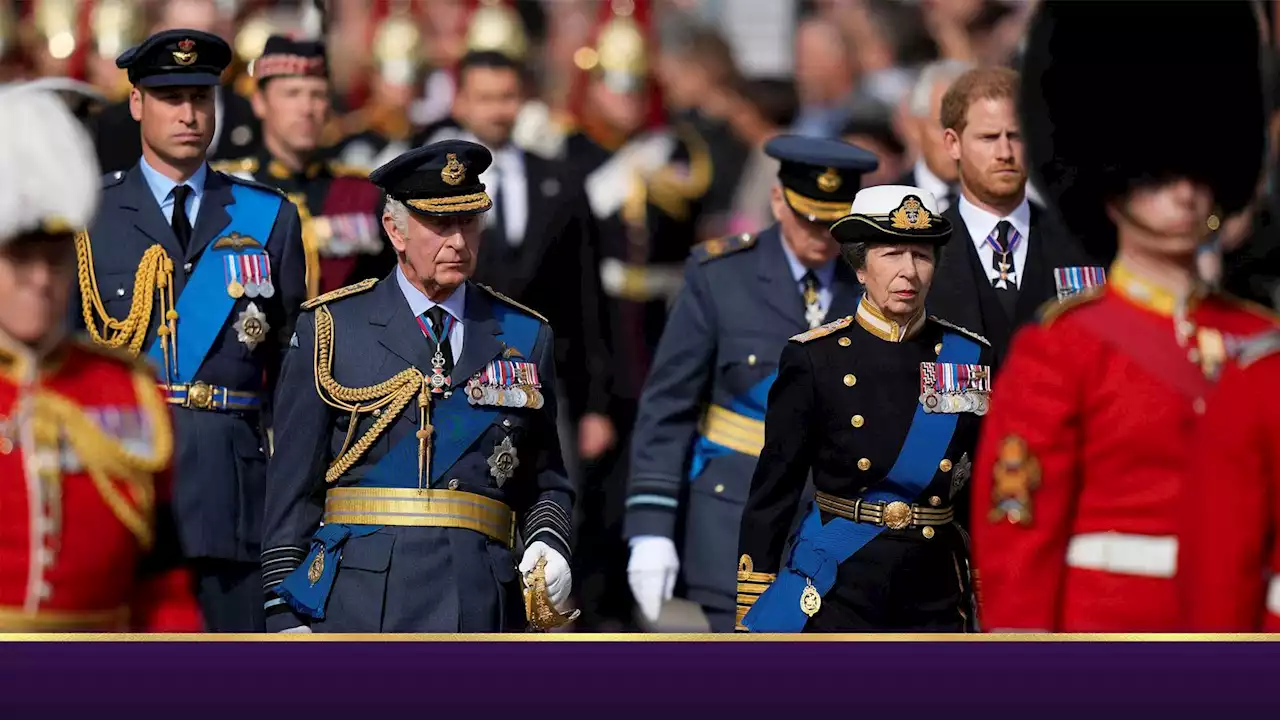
[{"x1": 6, "y1": 0, "x2": 1280, "y2": 632}]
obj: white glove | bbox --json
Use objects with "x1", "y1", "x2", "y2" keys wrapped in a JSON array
[
  {"x1": 627, "y1": 535, "x2": 680, "y2": 623},
  {"x1": 519, "y1": 541, "x2": 572, "y2": 611},
  {"x1": 277, "y1": 625, "x2": 312, "y2": 634}
]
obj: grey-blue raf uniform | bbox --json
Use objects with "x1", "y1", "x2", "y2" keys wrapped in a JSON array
[
  {"x1": 260, "y1": 140, "x2": 574, "y2": 632},
  {"x1": 73, "y1": 29, "x2": 307, "y2": 632},
  {"x1": 623, "y1": 135, "x2": 878, "y2": 632}
]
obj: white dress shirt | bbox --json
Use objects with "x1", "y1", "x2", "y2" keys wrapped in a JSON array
[
  {"x1": 913, "y1": 160, "x2": 955, "y2": 213},
  {"x1": 958, "y1": 194, "x2": 1032, "y2": 290},
  {"x1": 464, "y1": 132, "x2": 527, "y2": 246},
  {"x1": 396, "y1": 267, "x2": 466, "y2": 363}
]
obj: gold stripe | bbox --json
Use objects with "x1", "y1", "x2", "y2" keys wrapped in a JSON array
[
  {"x1": 736, "y1": 582, "x2": 772, "y2": 595},
  {"x1": 0, "y1": 606, "x2": 129, "y2": 632},
  {"x1": 406, "y1": 192, "x2": 493, "y2": 214},
  {"x1": 855, "y1": 295, "x2": 924, "y2": 342},
  {"x1": 815, "y1": 491, "x2": 954, "y2": 527},
  {"x1": 323, "y1": 488, "x2": 514, "y2": 545},
  {"x1": 160, "y1": 383, "x2": 258, "y2": 399},
  {"x1": 701, "y1": 405, "x2": 765, "y2": 458},
  {"x1": 783, "y1": 189, "x2": 849, "y2": 221}
]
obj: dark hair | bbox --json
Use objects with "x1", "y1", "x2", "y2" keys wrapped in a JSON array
[
  {"x1": 840, "y1": 117, "x2": 906, "y2": 157},
  {"x1": 739, "y1": 79, "x2": 799, "y2": 129},
  {"x1": 457, "y1": 51, "x2": 525, "y2": 90}
]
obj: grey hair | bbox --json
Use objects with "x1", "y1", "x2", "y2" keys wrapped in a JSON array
[
  {"x1": 907, "y1": 60, "x2": 976, "y2": 118},
  {"x1": 384, "y1": 195, "x2": 410, "y2": 234}
]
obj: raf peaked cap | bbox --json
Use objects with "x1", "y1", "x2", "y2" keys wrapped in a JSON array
[
  {"x1": 117, "y1": 29, "x2": 231, "y2": 88},
  {"x1": 764, "y1": 134, "x2": 879, "y2": 225},
  {"x1": 829, "y1": 185, "x2": 952, "y2": 246},
  {"x1": 254, "y1": 35, "x2": 329, "y2": 81},
  {"x1": 370, "y1": 140, "x2": 494, "y2": 217},
  {"x1": 1020, "y1": 1, "x2": 1266, "y2": 259}
]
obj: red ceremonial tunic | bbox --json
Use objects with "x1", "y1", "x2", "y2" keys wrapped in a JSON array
[
  {"x1": 0, "y1": 337, "x2": 201, "y2": 632},
  {"x1": 971, "y1": 262, "x2": 1277, "y2": 632},
  {"x1": 1179, "y1": 345, "x2": 1280, "y2": 631}
]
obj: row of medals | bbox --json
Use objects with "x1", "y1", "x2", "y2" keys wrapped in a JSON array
[
  {"x1": 920, "y1": 390, "x2": 989, "y2": 415},
  {"x1": 464, "y1": 376, "x2": 546, "y2": 410},
  {"x1": 227, "y1": 278, "x2": 275, "y2": 300}
]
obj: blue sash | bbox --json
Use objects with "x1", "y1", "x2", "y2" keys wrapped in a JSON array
[
  {"x1": 742, "y1": 330, "x2": 980, "y2": 632},
  {"x1": 146, "y1": 184, "x2": 281, "y2": 382},
  {"x1": 273, "y1": 300, "x2": 542, "y2": 619},
  {"x1": 689, "y1": 371, "x2": 776, "y2": 479}
]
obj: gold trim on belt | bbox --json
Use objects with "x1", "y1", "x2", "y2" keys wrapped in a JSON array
[
  {"x1": 815, "y1": 491, "x2": 954, "y2": 530},
  {"x1": 700, "y1": 404, "x2": 765, "y2": 458},
  {"x1": 323, "y1": 487, "x2": 515, "y2": 547},
  {"x1": 0, "y1": 605, "x2": 129, "y2": 632}
]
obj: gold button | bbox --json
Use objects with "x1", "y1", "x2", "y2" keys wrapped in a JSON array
[
  {"x1": 935, "y1": 343, "x2": 942, "y2": 355},
  {"x1": 929, "y1": 496, "x2": 941, "y2": 507},
  {"x1": 839, "y1": 337, "x2": 851, "y2": 347},
  {"x1": 939, "y1": 458, "x2": 953, "y2": 473},
  {"x1": 851, "y1": 415, "x2": 864, "y2": 428},
  {"x1": 714, "y1": 484, "x2": 725, "y2": 494},
  {"x1": 922, "y1": 526, "x2": 936, "y2": 540},
  {"x1": 748, "y1": 354, "x2": 757, "y2": 366},
  {"x1": 843, "y1": 374, "x2": 856, "y2": 387},
  {"x1": 857, "y1": 458, "x2": 870, "y2": 471},
  {"x1": 448, "y1": 478, "x2": 460, "y2": 490}
]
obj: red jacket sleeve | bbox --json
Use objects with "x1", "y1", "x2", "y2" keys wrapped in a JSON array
[{"x1": 972, "y1": 322, "x2": 1083, "y2": 632}]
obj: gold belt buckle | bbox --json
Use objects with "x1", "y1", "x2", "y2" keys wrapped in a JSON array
[
  {"x1": 186, "y1": 382, "x2": 214, "y2": 410},
  {"x1": 882, "y1": 501, "x2": 913, "y2": 530}
]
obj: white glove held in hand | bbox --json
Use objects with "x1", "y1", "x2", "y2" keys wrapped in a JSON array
[
  {"x1": 278, "y1": 625, "x2": 312, "y2": 634},
  {"x1": 627, "y1": 536, "x2": 679, "y2": 623},
  {"x1": 519, "y1": 541, "x2": 572, "y2": 611}
]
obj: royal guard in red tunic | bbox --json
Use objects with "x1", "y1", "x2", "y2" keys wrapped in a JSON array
[
  {"x1": 1178, "y1": 330, "x2": 1280, "y2": 632},
  {"x1": 971, "y1": 1, "x2": 1276, "y2": 632},
  {"x1": 0, "y1": 85, "x2": 200, "y2": 632}
]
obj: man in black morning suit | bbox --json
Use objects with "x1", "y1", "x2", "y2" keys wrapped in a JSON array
[
  {"x1": 72, "y1": 29, "x2": 307, "y2": 632},
  {"x1": 930, "y1": 67, "x2": 1100, "y2": 366},
  {"x1": 259, "y1": 140, "x2": 576, "y2": 633}
]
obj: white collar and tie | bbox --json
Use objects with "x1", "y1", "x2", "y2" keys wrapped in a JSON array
[
  {"x1": 464, "y1": 132, "x2": 527, "y2": 246},
  {"x1": 396, "y1": 267, "x2": 466, "y2": 363},
  {"x1": 958, "y1": 194, "x2": 1032, "y2": 290}
]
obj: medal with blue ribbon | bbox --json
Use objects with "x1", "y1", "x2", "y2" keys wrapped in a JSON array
[{"x1": 415, "y1": 312, "x2": 456, "y2": 395}]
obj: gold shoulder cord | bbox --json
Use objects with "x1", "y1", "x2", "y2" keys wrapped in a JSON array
[
  {"x1": 287, "y1": 193, "x2": 322, "y2": 300},
  {"x1": 312, "y1": 306, "x2": 432, "y2": 486},
  {"x1": 75, "y1": 232, "x2": 179, "y2": 383},
  {"x1": 32, "y1": 368, "x2": 173, "y2": 548}
]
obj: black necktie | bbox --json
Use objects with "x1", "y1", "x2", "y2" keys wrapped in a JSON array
[
  {"x1": 490, "y1": 163, "x2": 509, "y2": 246},
  {"x1": 942, "y1": 185, "x2": 959, "y2": 212},
  {"x1": 990, "y1": 220, "x2": 1018, "y2": 317},
  {"x1": 171, "y1": 184, "x2": 193, "y2": 250},
  {"x1": 426, "y1": 306, "x2": 455, "y2": 378},
  {"x1": 802, "y1": 270, "x2": 823, "y2": 329}
]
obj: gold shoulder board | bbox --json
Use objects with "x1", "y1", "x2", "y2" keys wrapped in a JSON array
[
  {"x1": 327, "y1": 160, "x2": 370, "y2": 178},
  {"x1": 790, "y1": 315, "x2": 853, "y2": 343},
  {"x1": 210, "y1": 157, "x2": 258, "y2": 176},
  {"x1": 929, "y1": 317, "x2": 991, "y2": 347},
  {"x1": 1037, "y1": 286, "x2": 1105, "y2": 327},
  {"x1": 694, "y1": 233, "x2": 756, "y2": 263},
  {"x1": 478, "y1": 284, "x2": 549, "y2": 324},
  {"x1": 301, "y1": 278, "x2": 379, "y2": 310}
]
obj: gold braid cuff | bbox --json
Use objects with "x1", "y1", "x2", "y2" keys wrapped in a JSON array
[
  {"x1": 735, "y1": 554, "x2": 776, "y2": 631},
  {"x1": 312, "y1": 306, "x2": 429, "y2": 484},
  {"x1": 76, "y1": 232, "x2": 179, "y2": 382},
  {"x1": 32, "y1": 367, "x2": 173, "y2": 547}
]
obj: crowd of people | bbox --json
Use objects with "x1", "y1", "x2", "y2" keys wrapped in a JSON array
[{"x1": 0, "y1": 0, "x2": 1279, "y2": 635}]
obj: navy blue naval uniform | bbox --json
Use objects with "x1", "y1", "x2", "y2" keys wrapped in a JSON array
[
  {"x1": 259, "y1": 139, "x2": 574, "y2": 632},
  {"x1": 624, "y1": 136, "x2": 877, "y2": 632},
  {"x1": 72, "y1": 29, "x2": 307, "y2": 632}
]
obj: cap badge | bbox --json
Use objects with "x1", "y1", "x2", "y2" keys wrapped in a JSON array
[
  {"x1": 816, "y1": 167, "x2": 842, "y2": 193},
  {"x1": 173, "y1": 38, "x2": 198, "y2": 66},
  {"x1": 441, "y1": 153, "x2": 466, "y2": 186},
  {"x1": 890, "y1": 195, "x2": 933, "y2": 230}
]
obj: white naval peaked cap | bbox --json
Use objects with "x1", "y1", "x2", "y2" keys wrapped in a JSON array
[
  {"x1": 0, "y1": 86, "x2": 101, "y2": 247},
  {"x1": 848, "y1": 185, "x2": 940, "y2": 216}
]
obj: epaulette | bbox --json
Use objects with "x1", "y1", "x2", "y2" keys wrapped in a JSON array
[
  {"x1": 327, "y1": 160, "x2": 370, "y2": 178},
  {"x1": 692, "y1": 233, "x2": 756, "y2": 264},
  {"x1": 222, "y1": 171, "x2": 287, "y2": 198},
  {"x1": 1218, "y1": 292, "x2": 1280, "y2": 326},
  {"x1": 1037, "y1": 286, "x2": 1105, "y2": 327},
  {"x1": 301, "y1": 278, "x2": 378, "y2": 310},
  {"x1": 102, "y1": 170, "x2": 126, "y2": 188},
  {"x1": 790, "y1": 315, "x2": 853, "y2": 343},
  {"x1": 929, "y1": 316, "x2": 991, "y2": 347},
  {"x1": 210, "y1": 157, "x2": 259, "y2": 176},
  {"x1": 1237, "y1": 330, "x2": 1280, "y2": 369},
  {"x1": 478, "y1": 284, "x2": 549, "y2": 324}
]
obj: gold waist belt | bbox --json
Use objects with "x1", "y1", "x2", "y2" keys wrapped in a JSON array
[
  {"x1": 0, "y1": 605, "x2": 129, "y2": 632},
  {"x1": 323, "y1": 487, "x2": 515, "y2": 547},
  {"x1": 700, "y1": 404, "x2": 765, "y2": 458},
  {"x1": 815, "y1": 491, "x2": 954, "y2": 530}
]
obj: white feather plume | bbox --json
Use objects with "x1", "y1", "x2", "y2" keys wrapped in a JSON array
[{"x1": 0, "y1": 86, "x2": 102, "y2": 245}]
